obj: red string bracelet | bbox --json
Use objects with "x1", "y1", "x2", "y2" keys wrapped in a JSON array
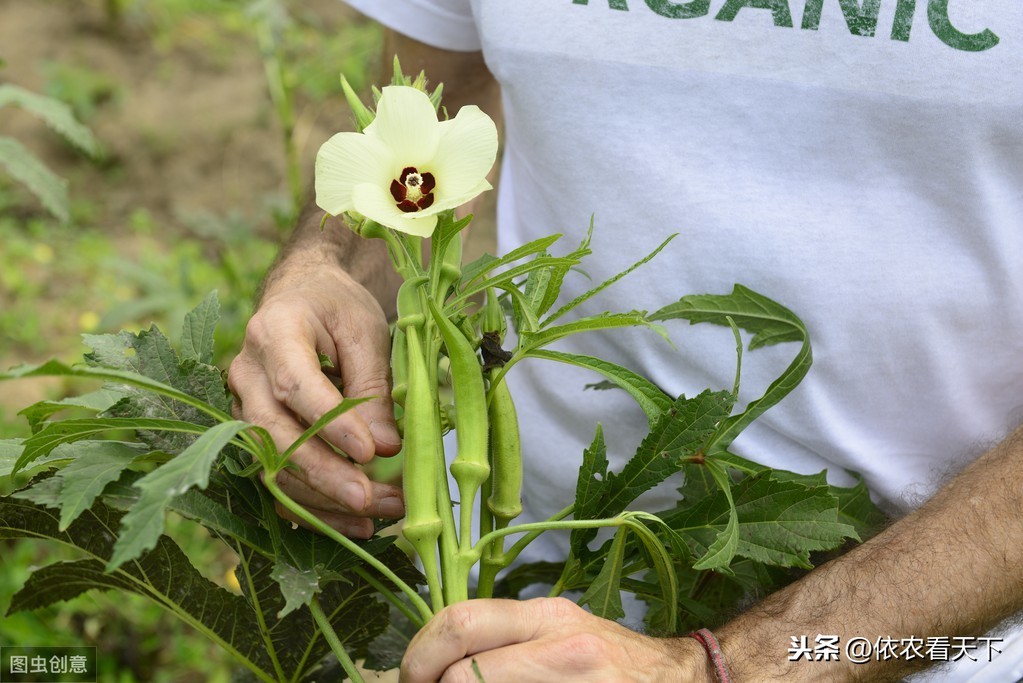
[{"x1": 688, "y1": 628, "x2": 733, "y2": 682}]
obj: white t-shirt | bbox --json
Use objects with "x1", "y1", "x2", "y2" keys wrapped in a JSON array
[{"x1": 343, "y1": 1, "x2": 1023, "y2": 680}]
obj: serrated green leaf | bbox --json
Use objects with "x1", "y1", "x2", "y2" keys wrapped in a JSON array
[
  {"x1": 0, "y1": 439, "x2": 70, "y2": 480},
  {"x1": 570, "y1": 426, "x2": 610, "y2": 558},
  {"x1": 544, "y1": 234, "x2": 676, "y2": 326},
  {"x1": 692, "y1": 460, "x2": 739, "y2": 571},
  {"x1": 604, "y1": 391, "x2": 733, "y2": 519},
  {"x1": 0, "y1": 496, "x2": 387, "y2": 682},
  {"x1": 834, "y1": 475, "x2": 887, "y2": 537},
  {"x1": 180, "y1": 291, "x2": 221, "y2": 364},
  {"x1": 572, "y1": 391, "x2": 733, "y2": 561},
  {"x1": 527, "y1": 349, "x2": 671, "y2": 426},
  {"x1": 664, "y1": 473, "x2": 857, "y2": 570},
  {"x1": 651, "y1": 285, "x2": 812, "y2": 455},
  {"x1": 13, "y1": 476, "x2": 63, "y2": 508},
  {"x1": 108, "y1": 420, "x2": 250, "y2": 571},
  {"x1": 0, "y1": 136, "x2": 69, "y2": 222},
  {"x1": 0, "y1": 84, "x2": 101, "y2": 156},
  {"x1": 12, "y1": 442, "x2": 148, "y2": 528},
  {"x1": 578, "y1": 525, "x2": 628, "y2": 621},
  {"x1": 52, "y1": 441, "x2": 146, "y2": 530},
  {"x1": 17, "y1": 387, "x2": 129, "y2": 434},
  {"x1": 14, "y1": 417, "x2": 207, "y2": 476}
]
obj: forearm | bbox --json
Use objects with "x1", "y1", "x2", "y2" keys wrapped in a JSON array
[
  {"x1": 717, "y1": 426, "x2": 1023, "y2": 681},
  {"x1": 258, "y1": 203, "x2": 400, "y2": 316}
]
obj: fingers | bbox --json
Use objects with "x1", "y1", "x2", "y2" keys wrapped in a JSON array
[
  {"x1": 230, "y1": 355, "x2": 405, "y2": 527},
  {"x1": 240, "y1": 306, "x2": 382, "y2": 463},
  {"x1": 401, "y1": 598, "x2": 575, "y2": 683},
  {"x1": 401, "y1": 598, "x2": 693, "y2": 683}
]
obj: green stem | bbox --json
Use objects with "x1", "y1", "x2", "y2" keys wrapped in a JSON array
[
  {"x1": 309, "y1": 597, "x2": 365, "y2": 683},
  {"x1": 355, "y1": 566, "x2": 425, "y2": 630},
  {"x1": 501, "y1": 504, "x2": 575, "y2": 566},
  {"x1": 474, "y1": 515, "x2": 626, "y2": 564},
  {"x1": 263, "y1": 472, "x2": 433, "y2": 623}
]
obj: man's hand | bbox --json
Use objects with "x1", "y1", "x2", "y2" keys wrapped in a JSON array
[
  {"x1": 399, "y1": 597, "x2": 711, "y2": 683},
  {"x1": 228, "y1": 262, "x2": 405, "y2": 538}
]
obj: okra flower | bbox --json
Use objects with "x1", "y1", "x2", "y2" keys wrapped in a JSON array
[{"x1": 315, "y1": 85, "x2": 498, "y2": 237}]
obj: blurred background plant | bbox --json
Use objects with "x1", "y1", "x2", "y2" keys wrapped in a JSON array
[{"x1": 0, "y1": 0, "x2": 388, "y2": 679}]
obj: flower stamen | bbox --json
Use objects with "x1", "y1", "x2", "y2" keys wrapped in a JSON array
[{"x1": 391, "y1": 166, "x2": 436, "y2": 213}]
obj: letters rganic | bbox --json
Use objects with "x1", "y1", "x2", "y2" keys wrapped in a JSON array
[{"x1": 571, "y1": 0, "x2": 1000, "y2": 52}]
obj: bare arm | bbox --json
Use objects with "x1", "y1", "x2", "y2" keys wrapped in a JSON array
[{"x1": 718, "y1": 426, "x2": 1023, "y2": 681}]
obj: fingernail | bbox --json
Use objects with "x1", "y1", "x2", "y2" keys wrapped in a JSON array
[
  {"x1": 370, "y1": 420, "x2": 402, "y2": 448},
  {"x1": 343, "y1": 519, "x2": 373, "y2": 539},
  {"x1": 341, "y1": 432, "x2": 368, "y2": 462},
  {"x1": 341, "y1": 482, "x2": 367, "y2": 513},
  {"x1": 378, "y1": 495, "x2": 405, "y2": 518}
]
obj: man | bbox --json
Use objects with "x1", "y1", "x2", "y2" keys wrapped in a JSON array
[{"x1": 229, "y1": 1, "x2": 1023, "y2": 680}]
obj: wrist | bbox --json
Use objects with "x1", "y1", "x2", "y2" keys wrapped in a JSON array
[{"x1": 670, "y1": 635, "x2": 718, "y2": 682}]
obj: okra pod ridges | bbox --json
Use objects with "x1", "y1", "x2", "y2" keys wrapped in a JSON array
[{"x1": 401, "y1": 316, "x2": 445, "y2": 612}]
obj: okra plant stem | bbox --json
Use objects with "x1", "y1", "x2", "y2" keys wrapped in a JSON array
[
  {"x1": 262, "y1": 471, "x2": 433, "y2": 623},
  {"x1": 309, "y1": 597, "x2": 365, "y2": 683}
]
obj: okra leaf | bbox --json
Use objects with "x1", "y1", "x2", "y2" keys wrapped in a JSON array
[
  {"x1": 519, "y1": 311, "x2": 668, "y2": 355},
  {"x1": 544, "y1": 234, "x2": 677, "y2": 326},
  {"x1": 0, "y1": 439, "x2": 72, "y2": 480},
  {"x1": 691, "y1": 459, "x2": 739, "y2": 572},
  {"x1": 526, "y1": 349, "x2": 671, "y2": 426},
  {"x1": 180, "y1": 291, "x2": 220, "y2": 365},
  {"x1": 459, "y1": 234, "x2": 563, "y2": 287},
  {"x1": 1, "y1": 496, "x2": 386, "y2": 682},
  {"x1": 834, "y1": 475, "x2": 888, "y2": 538},
  {"x1": 570, "y1": 426, "x2": 610, "y2": 558},
  {"x1": 13, "y1": 416, "x2": 210, "y2": 477},
  {"x1": 16, "y1": 441, "x2": 147, "y2": 530},
  {"x1": 650, "y1": 285, "x2": 812, "y2": 455},
  {"x1": 17, "y1": 387, "x2": 129, "y2": 434},
  {"x1": 107, "y1": 420, "x2": 250, "y2": 571},
  {"x1": 662, "y1": 473, "x2": 857, "y2": 570},
  {"x1": 603, "y1": 391, "x2": 733, "y2": 519},
  {"x1": 572, "y1": 391, "x2": 732, "y2": 557},
  {"x1": 456, "y1": 256, "x2": 579, "y2": 303},
  {"x1": 14, "y1": 417, "x2": 206, "y2": 476},
  {"x1": 578, "y1": 525, "x2": 628, "y2": 621}
]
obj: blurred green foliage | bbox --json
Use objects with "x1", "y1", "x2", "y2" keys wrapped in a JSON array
[{"x1": 0, "y1": 0, "x2": 382, "y2": 678}]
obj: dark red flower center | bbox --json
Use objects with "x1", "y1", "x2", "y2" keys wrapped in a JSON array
[{"x1": 390, "y1": 166, "x2": 436, "y2": 213}]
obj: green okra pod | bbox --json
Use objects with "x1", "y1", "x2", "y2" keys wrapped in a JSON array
[
  {"x1": 390, "y1": 325, "x2": 408, "y2": 410},
  {"x1": 428, "y1": 299, "x2": 490, "y2": 492},
  {"x1": 397, "y1": 278, "x2": 444, "y2": 608},
  {"x1": 486, "y1": 375, "x2": 523, "y2": 524},
  {"x1": 397, "y1": 275, "x2": 429, "y2": 331}
]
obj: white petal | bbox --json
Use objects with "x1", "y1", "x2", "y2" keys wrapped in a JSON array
[
  {"x1": 365, "y1": 86, "x2": 440, "y2": 170},
  {"x1": 418, "y1": 179, "x2": 493, "y2": 217},
  {"x1": 315, "y1": 132, "x2": 394, "y2": 216},
  {"x1": 352, "y1": 183, "x2": 438, "y2": 237},
  {"x1": 429, "y1": 105, "x2": 498, "y2": 200}
]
